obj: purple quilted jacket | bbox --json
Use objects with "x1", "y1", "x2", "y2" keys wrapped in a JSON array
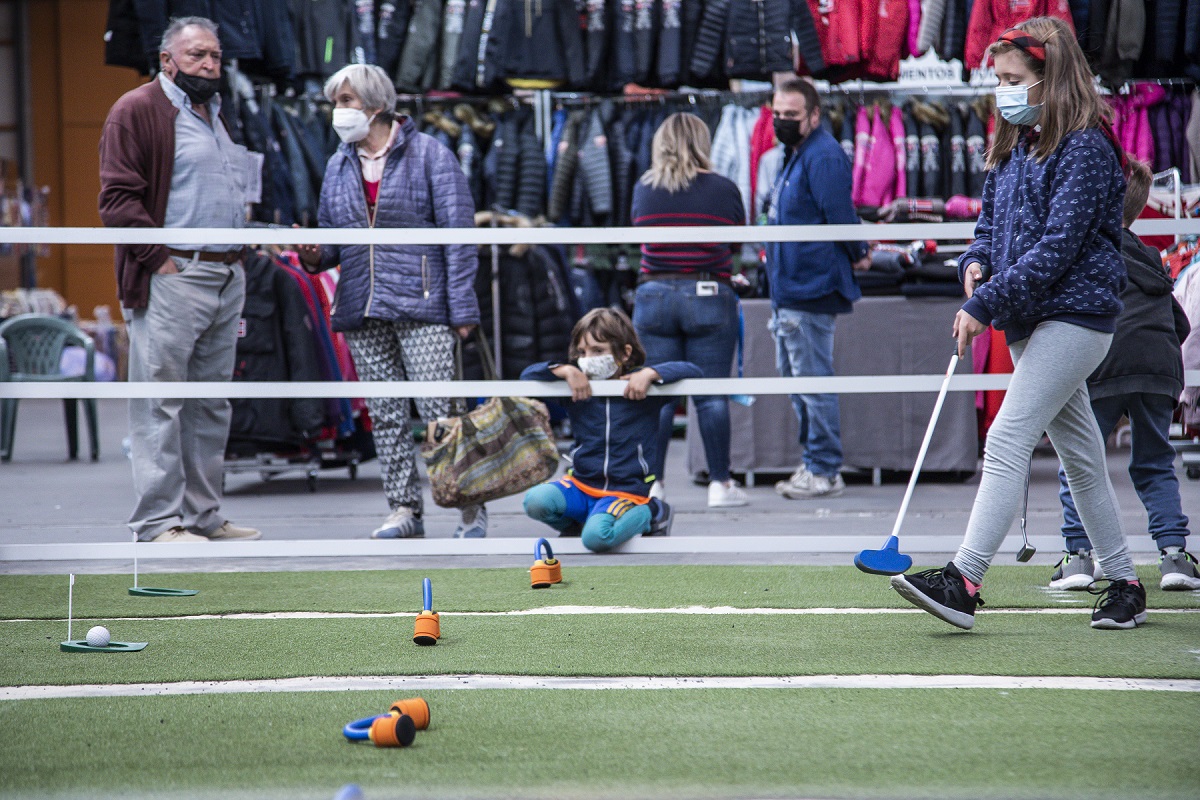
[{"x1": 316, "y1": 115, "x2": 480, "y2": 333}]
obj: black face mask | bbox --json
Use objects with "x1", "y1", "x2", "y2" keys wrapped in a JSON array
[
  {"x1": 168, "y1": 56, "x2": 220, "y2": 105},
  {"x1": 773, "y1": 118, "x2": 807, "y2": 148}
]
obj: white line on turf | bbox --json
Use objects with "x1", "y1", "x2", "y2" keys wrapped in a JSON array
[
  {"x1": 3, "y1": 674, "x2": 1198, "y2": 701},
  {"x1": 5, "y1": 606, "x2": 1199, "y2": 623}
]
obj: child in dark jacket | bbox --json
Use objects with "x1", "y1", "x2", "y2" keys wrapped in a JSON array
[
  {"x1": 521, "y1": 308, "x2": 702, "y2": 553},
  {"x1": 1050, "y1": 159, "x2": 1197, "y2": 592},
  {"x1": 891, "y1": 17, "x2": 1142, "y2": 631}
]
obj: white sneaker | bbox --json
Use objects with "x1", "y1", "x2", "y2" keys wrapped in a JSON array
[
  {"x1": 708, "y1": 480, "x2": 749, "y2": 508},
  {"x1": 453, "y1": 505, "x2": 488, "y2": 538},
  {"x1": 649, "y1": 481, "x2": 666, "y2": 501},
  {"x1": 778, "y1": 470, "x2": 845, "y2": 499},
  {"x1": 371, "y1": 507, "x2": 425, "y2": 539},
  {"x1": 205, "y1": 521, "x2": 262, "y2": 540},
  {"x1": 775, "y1": 465, "x2": 811, "y2": 495}
]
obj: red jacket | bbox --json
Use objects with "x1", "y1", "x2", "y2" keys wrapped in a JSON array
[
  {"x1": 806, "y1": 0, "x2": 861, "y2": 68},
  {"x1": 963, "y1": 0, "x2": 1074, "y2": 68},
  {"x1": 861, "y1": 0, "x2": 911, "y2": 80}
]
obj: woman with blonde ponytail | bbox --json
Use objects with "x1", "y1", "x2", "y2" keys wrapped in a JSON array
[{"x1": 630, "y1": 112, "x2": 749, "y2": 510}]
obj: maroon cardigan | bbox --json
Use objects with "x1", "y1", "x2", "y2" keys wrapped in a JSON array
[{"x1": 98, "y1": 80, "x2": 178, "y2": 310}]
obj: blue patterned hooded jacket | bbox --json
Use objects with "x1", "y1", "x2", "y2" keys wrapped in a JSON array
[
  {"x1": 959, "y1": 128, "x2": 1127, "y2": 345},
  {"x1": 315, "y1": 116, "x2": 480, "y2": 333}
]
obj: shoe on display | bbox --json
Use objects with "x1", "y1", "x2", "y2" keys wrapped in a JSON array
[
  {"x1": 1089, "y1": 579, "x2": 1147, "y2": 629},
  {"x1": 1048, "y1": 550, "x2": 1097, "y2": 591},
  {"x1": 371, "y1": 507, "x2": 425, "y2": 539},
  {"x1": 890, "y1": 562, "x2": 985, "y2": 630},
  {"x1": 708, "y1": 480, "x2": 749, "y2": 508}
]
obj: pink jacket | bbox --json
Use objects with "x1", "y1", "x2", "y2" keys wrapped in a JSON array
[
  {"x1": 852, "y1": 105, "x2": 872, "y2": 206},
  {"x1": 860, "y1": 106, "x2": 901, "y2": 207},
  {"x1": 1109, "y1": 84, "x2": 1167, "y2": 166}
]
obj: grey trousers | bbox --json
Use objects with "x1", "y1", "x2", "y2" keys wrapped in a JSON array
[
  {"x1": 343, "y1": 319, "x2": 457, "y2": 513},
  {"x1": 955, "y1": 321, "x2": 1136, "y2": 585},
  {"x1": 124, "y1": 258, "x2": 245, "y2": 541}
]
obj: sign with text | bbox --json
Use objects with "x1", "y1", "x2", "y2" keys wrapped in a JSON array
[{"x1": 898, "y1": 50, "x2": 964, "y2": 86}]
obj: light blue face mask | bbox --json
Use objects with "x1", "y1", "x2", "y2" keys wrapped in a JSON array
[{"x1": 995, "y1": 80, "x2": 1043, "y2": 126}]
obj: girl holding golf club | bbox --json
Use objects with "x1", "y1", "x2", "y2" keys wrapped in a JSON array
[{"x1": 891, "y1": 16, "x2": 1144, "y2": 630}]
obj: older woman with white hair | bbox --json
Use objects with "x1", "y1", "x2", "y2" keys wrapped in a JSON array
[{"x1": 297, "y1": 63, "x2": 484, "y2": 539}]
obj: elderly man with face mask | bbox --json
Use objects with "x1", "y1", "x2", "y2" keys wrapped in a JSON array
[
  {"x1": 99, "y1": 16, "x2": 261, "y2": 543},
  {"x1": 766, "y1": 78, "x2": 872, "y2": 501}
]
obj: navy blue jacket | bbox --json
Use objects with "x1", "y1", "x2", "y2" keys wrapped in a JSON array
[
  {"x1": 315, "y1": 116, "x2": 479, "y2": 333},
  {"x1": 520, "y1": 360, "x2": 703, "y2": 496},
  {"x1": 959, "y1": 128, "x2": 1127, "y2": 344},
  {"x1": 765, "y1": 127, "x2": 867, "y2": 313}
]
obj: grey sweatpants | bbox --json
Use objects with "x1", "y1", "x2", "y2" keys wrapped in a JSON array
[
  {"x1": 343, "y1": 319, "x2": 457, "y2": 513},
  {"x1": 954, "y1": 321, "x2": 1135, "y2": 585},
  {"x1": 125, "y1": 257, "x2": 245, "y2": 540}
]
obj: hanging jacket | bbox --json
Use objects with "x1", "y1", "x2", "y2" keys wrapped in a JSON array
[
  {"x1": 549, "y1": 110, "x2": 586, "y2": 223},
  {"x1": 452, "y1": 0, "x2": 513, "y2": 91},
  {"x1": 230, "y1": 252, "x2": 326, "y2": 447},
  {"x1": 959, "y1": 128, "x2": 1127, "y2": 344},
  {"x1": 806, "y1": 0, "x2": 861, "y2": 69},
  {"x1": 688, "y1": 0, "x2": 730, "y2": 81},
  {"x1": 131, "y1": 0, "x2": 262, "y2": 63},
  {"x1": 517, "y1": 112, "x2": 547, "y2": 218},
  {"x1": 376, "y1": 1, "x2": 411, "y2": 77},
  {"x1": 1087, "y1": 230, "x2": 1190, "y2": 401},
  {"x1": 457, "y1": 126, "x2": 485, "y2": 211},
  {"x1": 903, "y1": 105, "x2": 920, "y2": 195},
  {"x1": 964, "y1": 0, "x2": 1074, "y2": 68},
  {"x1": 905, "y1": 0, "x2": 922, "y2": 55},
  {"x1": 890, "y1": 106, "x2": 907, "y2": 200},
  {"x1": 851, "y1": 105, "x2": 871, "y2": 206},
  {"x1": 106, "y1": 0, "x2": 152, "y2": 73},
  {"x1": 860, "y1": 106, "x2": 899, "y2": 208},
  {"x1": 724, "y1": 0, "x2": 796, "y2": 78},
  {"x1": 608, "y1": 104, "x2": 636, "y2": 227},
  {"x1": 609, "y1": 0, "x2": 638, "y2": 87},
  {"x1": 938, "y1": 0, "x2": 968, "y2": 60},
  {"x1": 861, "y1": 0, "x2": 910, "y2": 80},
  {"x1": 965, "y1": 104, "x2": 987, "y2": 198},
  {"x1": 840, "y1": 107, "x2": 857, "y2": 164},
  {"x1": 711, "y1": 104, "x2": 755, "y2": 225},
  {"x1": 584, "y1": 0, "x2": 610, "y2": 89},
  {"x1": 916, "y1": 0, "x2": 947, "y2": 55},
  {"x1": 439, "y1": 0, "x2": 468, "y2": 89},
  {"x1": 1111, "y1": 84, "x2": 1167, "y2": 166},
  {"x1": 492, "y1": 111, "x2": 520, "y2": 211},
  {"x1": 658, "y1": 0, "x2": 684, "y2": 85},
  {"x1": 679, "y1": 0, "x2": 706, "y2": 84},
  {"x1": 521, "y1": 360, "x2": 704, "y2": 495},
  {"x1": 291, "y1": 0, "x2": 364, "y2": 79},
  {"x1": 395, "y1": 0, "x2": 443, "y2": 91},
  {"x1": 496, "y1": 0, "x2": 587, "y2": 87},
  {"x1": 633, "y1": 0, "x2": 657, "y2": 84},
  {"x1": 578, "y1": 109, "x2": 614, "y2": 218},
  {"x1": 948, "y1": 104, "x2": 966, "y2": 199},
  {"x1": 749, "y1": 105, "x2": 777, "y2": 206},
  {"x1": 766, "y1": 127, "x2": 868, "y2": 311},
  {"x1": 314, "y1": 116, "x2": 480, "y2": 332},
  {"x1": 1095, "y1": 0, "x2": 1145, "y2": 84}
]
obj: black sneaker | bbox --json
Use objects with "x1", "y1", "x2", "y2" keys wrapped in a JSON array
[
  {"x1": 890, "y1": 562, "x2": 984, "y2": 630},
  {"x1": 645, "y1": 499, "x2": 672, "y2": 537},
  {"x1": 558, "y1": 520, "x2": 583, "y2": 537},
  {"x1": 1089, "y1": 579, "x2": 1147, "y2": 629}
]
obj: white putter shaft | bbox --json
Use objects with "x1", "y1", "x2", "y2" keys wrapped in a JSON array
[{"x1": 889, "y1": 353, "x2": 960, "y2": 539}]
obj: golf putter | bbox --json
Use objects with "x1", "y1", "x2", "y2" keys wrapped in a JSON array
[
  {"x1": 855, "y1": 352, "x2": 960, "y2": 575},
  {"x1": 1016, "y1": 455, "x2": 1036, "y2": 562}
]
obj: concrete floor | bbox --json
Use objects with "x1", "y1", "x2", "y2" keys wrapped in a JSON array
[{"x1": 1, "y1": 398, "x2": 1196, "y2": 574}]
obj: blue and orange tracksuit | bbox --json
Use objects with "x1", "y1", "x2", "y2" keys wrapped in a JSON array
[{"x1": 519, "y1": 360, "x2": 702, "y2": 552}]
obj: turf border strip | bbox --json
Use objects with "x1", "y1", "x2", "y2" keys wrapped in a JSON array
[{"x1": 4, "y1": 674, "x2": 1199, "y2": 701}]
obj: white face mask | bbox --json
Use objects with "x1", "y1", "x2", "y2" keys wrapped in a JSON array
[
  {"x1": 577, "y1": 354, "x2": 618, "y2": 380},
  {"x1": 995, "y1": 81, "x2": 1043, "y2": 126},
  {"x1": 332, "y1": 108, "x2": 376, "y2": 143}
]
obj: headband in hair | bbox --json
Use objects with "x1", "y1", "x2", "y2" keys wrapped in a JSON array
[{"x1": 997, "y1": 29, "x2": 1046, "y2": 62}]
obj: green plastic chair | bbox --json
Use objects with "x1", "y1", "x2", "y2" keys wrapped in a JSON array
[{"x1": 0, "y1": 313, "x2": 99, "y2": 462}]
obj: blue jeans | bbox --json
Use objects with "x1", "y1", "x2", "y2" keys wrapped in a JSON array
[
  {"x1": 769, "y1": 308, "x2": 842, "y2": 477},
  {"x1": 1059, "y1": 392, "x2": 1190, "y2": 552},
  {"x1": 633, "y1": 280, "x2": 738, "y2": 483}
]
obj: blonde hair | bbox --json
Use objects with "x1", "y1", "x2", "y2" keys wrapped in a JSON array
[
  {"x1": 640, "y1": 113, "x2": 712, "y2": 193},
  {"x1": 985, "y1": 16, "x2": 1114, "y2": 169}
]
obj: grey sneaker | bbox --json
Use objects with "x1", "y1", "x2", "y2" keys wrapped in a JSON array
[
  {"x1": 205, "y1": 521, "x2": 262, "y2": 540},
  {"x1": 149, "y1": 526, "x2": 208, "y2": 543},
  {"x1": 774, "y1": 465, "x2": 810, "y2": 495},
  {"x1": 371, "y1": 507, "x2": 425, "y2": 539},
  {"x1": 1159, "y1": 549, "x2": 1200, "y2": 591},
  {"x1": 1049, "y1": 550, "x2": 1097, "y2": 590},
  {"x1": 778, "y1": 470, "x2": 845, "y2": 499},
  {"x1": 452, "y1": 505, "x2": 488, "y2": 538}
]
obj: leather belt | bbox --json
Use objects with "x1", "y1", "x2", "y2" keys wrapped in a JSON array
[
  {"x1": 638, "y1": 271, "x2": 730, "y2": 284},
  {"x1": 167, "y1": 247, "x2": 243, "y2": 265}
]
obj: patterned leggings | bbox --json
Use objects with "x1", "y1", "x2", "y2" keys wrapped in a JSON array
[{"x1": 343, "y1": 319, "x2": 457, "y2": 513}]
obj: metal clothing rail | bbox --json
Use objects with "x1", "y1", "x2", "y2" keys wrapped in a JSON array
[{"x1": 1, "y1": 219, "x2": 1198, "y2": 247}]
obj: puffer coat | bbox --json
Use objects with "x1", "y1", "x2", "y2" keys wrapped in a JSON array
[{"x1": 315, "y1": 116, "x2": 480, "y2": 332}]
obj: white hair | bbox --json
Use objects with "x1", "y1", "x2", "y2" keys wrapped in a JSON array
[
  {"x1": 160, "y1": 16, "x2": 219, "y2": 54},
  {"x1": 323, "y1": 64, "x2": 397, "y2": 119}
]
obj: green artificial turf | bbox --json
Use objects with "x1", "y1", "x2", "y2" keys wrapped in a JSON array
[
  {"x1": 2, "y1": 689, "x2": 1197, "y2": 799},
  {"x1": 3, "y1": 611, "x2": 1199, "y2": 686},
  {"x1": 2, "y1": 564, "x2": 1197, "y2": 620}
]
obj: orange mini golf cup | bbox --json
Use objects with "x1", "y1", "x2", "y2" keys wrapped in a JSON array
[{"x1": 530, "y1": 538, "x2": 562, "y2": 589}]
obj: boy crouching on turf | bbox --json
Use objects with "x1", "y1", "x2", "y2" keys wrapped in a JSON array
[{"x1": 521, "y1": 308, "x2": 702, "y2": 552}]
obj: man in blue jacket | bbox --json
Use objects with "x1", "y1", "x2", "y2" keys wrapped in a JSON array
[{"x1": 766, "y1": 79, "x2": 870, "y2": 499}]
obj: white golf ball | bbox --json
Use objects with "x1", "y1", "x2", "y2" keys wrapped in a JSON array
[{"x1": 86, "y1": 625, "x2": 111, "y2": 648}]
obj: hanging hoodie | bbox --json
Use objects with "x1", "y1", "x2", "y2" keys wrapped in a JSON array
[
  {"x1": 860, "y1": 105, "x2": 899, "y2": 208},
  {"x1": 964, "y1": 0, "x2": 1074, "y2": 68},
  {"x1": 851, "y1": 105, "x2": 872, "y2": 206}
]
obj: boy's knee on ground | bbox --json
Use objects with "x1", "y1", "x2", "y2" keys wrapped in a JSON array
[
  {"x1": 581, "y1": 505, "x2": 652, "y2": 553},
  {"x1": 524, "y1": 484, "x2": 566, "y2": 523}
]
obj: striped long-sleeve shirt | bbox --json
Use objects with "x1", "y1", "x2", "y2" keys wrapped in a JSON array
[{"x1": 631, "y1": 172, "x2": 746, "y2": 276}]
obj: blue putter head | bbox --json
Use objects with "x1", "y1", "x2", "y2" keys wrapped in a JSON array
[{"x1": 854, "y1": 536, "x2": 913, "y2": 576}]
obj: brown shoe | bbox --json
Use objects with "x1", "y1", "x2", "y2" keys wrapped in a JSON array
[
  {"x1": 150, "y1": 526, "x2": 208, "y2": 543},
  {"x1": 205, "y1": 521, "x2": 262, "y2": 541}
]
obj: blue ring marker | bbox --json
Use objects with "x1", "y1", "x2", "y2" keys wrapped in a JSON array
[
  {"x1": 422, "y1": 577, "x2": 433, "y2": 613},
  {"x1": 343, "y1": 714, "x2": 384, "y2": 741},
  {"x1": 535, "y1": 538, "x2": 554, "y2": 562}
]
